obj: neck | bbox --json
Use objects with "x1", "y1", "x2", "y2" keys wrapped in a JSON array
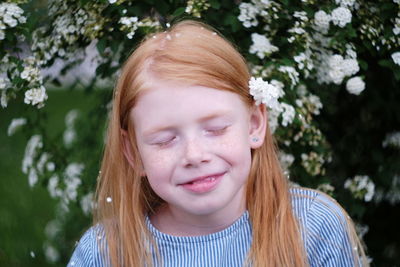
[{"x1": 150, "y1": 195, "x2": 246, "y2": 236}]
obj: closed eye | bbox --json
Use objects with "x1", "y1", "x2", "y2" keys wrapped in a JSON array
[
  {"x1": 153, "y1": 136, "x2": 176, "y2": 147},
  {"x1": 205, "y1": 126, "x2": 230, "y2": 136}
]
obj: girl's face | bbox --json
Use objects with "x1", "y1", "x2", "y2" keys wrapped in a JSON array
[{"x1": 126, "y1": 79, "x2": 266, "y2": 222}]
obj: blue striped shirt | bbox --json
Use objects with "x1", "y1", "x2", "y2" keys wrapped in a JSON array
[{"x1": 68, "y1": 187, "x2": 358, "y2": 266}]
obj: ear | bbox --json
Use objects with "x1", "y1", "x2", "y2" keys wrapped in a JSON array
[
  {"x1": 121, "y1": 129, "x2": 145, "y2": 176},
  {"x1": 249, "y1": 104, "x2": 267, "y2": 149}
]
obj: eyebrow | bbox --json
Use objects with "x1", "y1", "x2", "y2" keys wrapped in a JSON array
[{"x1": 142, "y1": 112, "x2": 231, "y2": 137}]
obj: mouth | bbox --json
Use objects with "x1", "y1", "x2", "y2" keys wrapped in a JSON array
[{"x1": 179, "y1": 172, "x2": 225, "y2": 193}]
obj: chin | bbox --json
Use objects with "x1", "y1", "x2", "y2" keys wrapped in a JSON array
[{"x1": 180, "y1": 201, "x2": 228, "y2": 217}]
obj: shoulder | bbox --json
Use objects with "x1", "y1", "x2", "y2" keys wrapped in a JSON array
[
  {"x1": 290, "y1": 187, "x2": 358, "y2": 266},
  {"x1": 68, "y1": 224, "x2": 109, "y2": 267},
  {"x1": 289, "y1": 186, "x2": 348, "y2": 224}
]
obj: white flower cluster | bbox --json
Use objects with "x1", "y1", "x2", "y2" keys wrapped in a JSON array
[
  {"x1": 314, "y1": 10, "x2": 331, "y2": 33},
  {"x1": 374, "y1": 175, "x2": 400, "y2": 205},
  {"x1": 119, "y1": 17, "x2": 160, "y2": 39},
  {"x1": 280, "y1": 103, "x2": 296, "y2": 127},
  {"x1": 47, "y1": 162, "x2": 84, "y2": 205},
  {"x1": 293, "y1": 50, "x2": 314, "y2": 77},
  {"x1": 344, "y1": 175, "x2": 375, "y2": 202},
  {"x1": 65, "y1": 163, "x2": 84, "y2": 201},
  {"x1": 288, "y1": 11, "x2": 309, "y2": 43},
  {"x1": 0, "y1": 3, "x2": 26, "y2": 40},
  {"x1": 278, "y1": 66, "x2": 300, "y2": 87},
  {"x1": 22, "y1": 135, "x2": 56, "y2": 188},
  {"x1": 238, "y1": 2, "x2": 259, "y2": 28},
  {"x1": 346, "y1": 76, "x2": 365, "y2": 95},
  {"x1": 313, "y1": 6, "x2": 352, "y2": 34},
  {"x1": 249, "y1": 33, "x2": 279, "y2": 59},
  {"x1": 7, "y1": 117, "x2": 27, "y2": 136},
  {"x1": 20, "y1": 59, "x2": 42, "y2": 83},
  {"x1": 328, "y1": 55, "x2": 360, "y2": 84},
  {"x1": 392, "y1": 52, "x2": 400, "y2": 66},
  {"x1": 22, "y1": 135, "x2": 43, "y2": 187},
  {"x1": 301, "y1": 151, "x2": 326, "y2": 176},
  {"x1": 296, "y1": 94, "x2": 323, "y2": 115},
  {"x1": 279, "y1": 151, "x2": 295, "y2": 177},
  {"x1": 249, "y1": 77, "x2": 282, "y2": 108},
  {"x1": 24, "y1": 86, "x2": 48, "y2": 108},
  {"x1": 331, "y1": 6, "x2": 352, "y2": 28},
  {"x1": 346, "y1": 44, "x2": 357, "y2": 59},
  {"x1": 315, "y1": 52, "x2": 363, "y2": 93},
  {"x1": 63, "y1": 109, "x2": 79, "y2": 147},
  {"x1": 119, "y1": 16, "x2": 139, "y2": 39},
  {"x1": 317, "y1": 183, "x2": 335, "y2": 194},
  {"x1": 249, "y1": 77, "x2": 296, "y2": 132},
  {"x1": 385, "y1": 174, "x2": 400, "y2": 204},
  {"x1": 44, "y1": 243, "x2": 59, "y2": 263},
  {"x1": 32, "y1": 1, "x2": 106, "y2": 66},
  {"x1": 382, "y1": 131, "x2": 400, "y2": 148},
  {"x1": 335, "y1": 0, "x2": 356, "y2": 8},
  {"x1": 238, "y1": 0, "x2": 279, "y2": 28},
  {"x1": 359, "y1": 12, "x2": 399, "y2": 52},
  {"x1": 19, "y1": 57, "x2": 48, "y2": 108},
  {"x1": 185, "y1": 0, "x2": 211, "y2": 18},
  {"x1": 80, "y1": 192, "x2": 94, "y2": 216},
  {"x1": 0, "y1": 77, "x2": 10, "y2": 108},
  {"x1": 393, "y1": 15, "x2": 400, "y2": 36}
]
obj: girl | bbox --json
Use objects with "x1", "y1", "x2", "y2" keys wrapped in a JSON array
[{"x1": 69, "y1": 20, "x2": 368, "y2": 266}]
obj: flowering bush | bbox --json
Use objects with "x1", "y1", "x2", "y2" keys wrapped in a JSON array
[{"x1": 3, "y1": 0, "x2": 400, "y2": 265}]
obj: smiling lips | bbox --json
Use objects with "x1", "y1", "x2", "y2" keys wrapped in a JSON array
[{"x1": 180, "y1": 172, "x2": 225, "y2": 193}]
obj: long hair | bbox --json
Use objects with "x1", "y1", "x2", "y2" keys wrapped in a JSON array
[{"x1": 94, "y1": 20, "x2": 366, "y2": 266}]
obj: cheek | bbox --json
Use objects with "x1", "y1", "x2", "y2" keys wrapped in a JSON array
[
  {"x1": 218, "y1": 127, "x2": 251, "y2": 154},
  {"x1": 216, "y1": 130, "x2": 252, "y2": 167},
  {"x1": 139, "y1": 148, "x2": 175, "y2": 180}
]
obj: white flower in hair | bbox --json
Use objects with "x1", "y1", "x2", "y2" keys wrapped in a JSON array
[{"x1": 249, "y1": 77, "x2": 281, "y2": 110}]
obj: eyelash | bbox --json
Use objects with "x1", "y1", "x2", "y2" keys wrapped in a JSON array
[
  {"x1": 206, "y1": 126, "x2": 229, "y2": 135},
  {"x1": 154, "y1": 137, "x2": 176, "y2": 147}
]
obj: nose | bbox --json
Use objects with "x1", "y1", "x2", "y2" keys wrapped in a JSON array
[{"x1": 181, "y1": 137, "x2": 210, "y2": 168}]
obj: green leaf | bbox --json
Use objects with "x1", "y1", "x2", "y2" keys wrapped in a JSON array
[
  {"x1": 172, "y1": 7, "x2": 185, "y2": 17},
  {"x1": 280, "y1": 0, "x2": 289, "y2": 6},
  {"x1": 282, "y1": 58, "x2": 294, "y2": 66},
  {"x1": 378, "y1": 59, "x2": 392, "y2": 68},
  {"x1": 154, "y1": 1, "x2": 169, "y2": 15},
  {"x1": 110, "y1": 42, "x2": 119, "y2": 54},
  {"x1": 358, "y1": 60, "x2": 368, "y2": 71},
  {"x1": 394, "y1": 70, "x2": 400, "y2": 81},
  {"x1": 209, "y1": 0, "x2": 221, "y2": 9},
  {"x1": 347, "y1": 27, "x2": 357, "y2": 38},
  {"x1": 223, "y1": 14, "x2": 240, "y2": 32},
  {"x1": 96, "y1": 38, "x2": 107, "y2": 56}
]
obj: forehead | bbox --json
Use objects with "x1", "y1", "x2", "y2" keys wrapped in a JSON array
[{"x1": 130, "y1": 81, "x2": 249, "y2": 128}]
